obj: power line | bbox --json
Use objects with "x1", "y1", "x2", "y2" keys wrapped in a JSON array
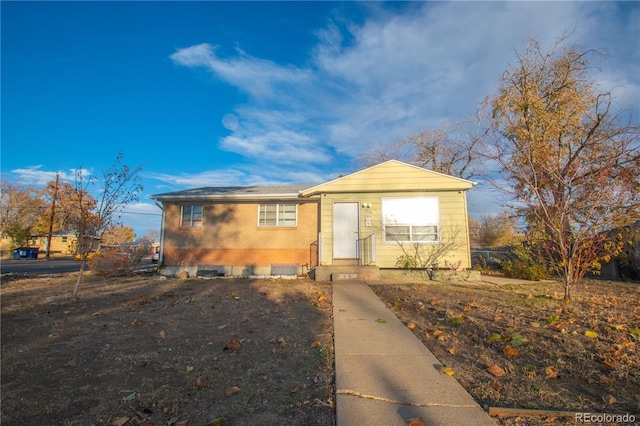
[{"x1": 118, "y1": 211, "x2": 162, "y2": 216}]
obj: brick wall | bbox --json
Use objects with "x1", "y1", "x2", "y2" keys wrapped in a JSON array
[{"x1": 162, "y1": 200, "x2": 319, "y2": 269}]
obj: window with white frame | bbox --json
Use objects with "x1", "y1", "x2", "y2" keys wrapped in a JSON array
[
  {"x1": 258, "y1": 203, "x2": 297, "y2": 227},
  {"x1": 382, "y1": 197, "x2": 439, "y2": 243},
  {"x1": 181, "y1": 204, "x2": 203, "y2": 228}
]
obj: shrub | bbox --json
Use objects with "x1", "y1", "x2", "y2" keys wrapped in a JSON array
[
  {"x1": 498, "y1": 244, "x2": 550, "y2": 281},
  {"x1": 89, "y1": 251, "x2": 137, "y2": 277}
]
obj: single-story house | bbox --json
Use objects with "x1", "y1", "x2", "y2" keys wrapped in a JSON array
[
  {"x1": 32, "y1": 230, "x2": 100, "y2": 256},
  {"x1": 150, "y1": 160, "x2": 476, "y2": 280}
]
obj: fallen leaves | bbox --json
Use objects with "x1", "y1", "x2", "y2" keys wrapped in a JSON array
[
  {"x1": 503, "y1": 346, "x2": 519, "y2": 357},
  {"x1": 487, "y1": 364, "x2": 506, "y2": 378},
  {"x1": 509, "y1": 332, "x2": 529, "y2": 346},
  {"x1": 585, "y1": 330, "x2": 599, "y2": 338},
  {"x1": 372, "y1": 280, "x2": 640, "y2": 418},
  {"x1": 224, "y1": 339, "x2": 241, "y2": 353},
  {"x1": 440, "y1": 366, "x2": 456, "y2": 376},
  {"x1": 487, "y1": 333, "x2": 502, "y2": 342},
  {"x1": 271, "y1": 336, "x2": 288, "y2": 348},
  {"x1": 600, "y1": 375, "x2": 616, "y2": 385},
  {"x1": 195, "y1": 375, "x2": 212, "y2": 390},
  {"x1": 225, "y1": 386, "x2": 241, "y2": 397},
  {"x1": 545, "y1": 366, "x2": 559, "y2": 379}
]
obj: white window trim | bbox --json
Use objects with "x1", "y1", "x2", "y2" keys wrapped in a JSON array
[
  {"x1": 258, "y1": 203, "x2": 298, "y2": 227},
  {"x1": 180, "y1": 204, "x2": 203, "y2": 228},
  {"x1": 382, "y1": 197, "x2": 440, "y2": 244}
]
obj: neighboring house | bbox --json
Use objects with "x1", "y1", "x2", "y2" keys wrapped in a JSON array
[
  {"x1": 150, "y1": 160, "x2": 476, "y2": 280},
  {"x1": 32, "y1": 230, "x2": 101, "y2": 256}
]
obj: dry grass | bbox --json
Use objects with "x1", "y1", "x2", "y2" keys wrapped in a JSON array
[
  {"x1": 374, "y1": 278, "x2": 640, "y2": 425},
  {"x1": 1, "y1": 274, "x2": 334, "y2": 425}
]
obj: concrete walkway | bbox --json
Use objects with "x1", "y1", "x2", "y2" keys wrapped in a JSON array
[{"x1": 333, "y1": 280, "x2": 497, "y2": 426}]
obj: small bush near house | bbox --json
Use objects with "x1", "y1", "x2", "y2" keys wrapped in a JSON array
[
  {"x1": 498, "y1": 244, "x2": 550, "y2": 281},
  {"x1": 89, "y1": 251, "x2": 139, "y2": 277}
]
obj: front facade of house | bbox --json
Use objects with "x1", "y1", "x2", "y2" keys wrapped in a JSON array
[
  {"x1": 151, "y1": 186, "x2": 320, "y2": 277},
  {"x1": 151, "y1": 161, "x2": 476, "y2": 279}
]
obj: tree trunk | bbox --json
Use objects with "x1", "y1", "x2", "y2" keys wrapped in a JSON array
[
  {"x1": 73, "y1": 261, "x2": 86, "y2": 298},
  {"x1": 563, "y1": 275, "x2": 574, "y2": 303}
]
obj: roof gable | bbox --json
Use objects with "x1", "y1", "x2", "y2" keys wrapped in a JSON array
[{"x1": 301, "y1": 160, "x2": 475, "y2": 196}]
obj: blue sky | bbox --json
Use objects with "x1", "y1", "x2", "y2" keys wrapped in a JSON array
[{"x1": 2, "y1": 1, "x2": 639, "y2": 237}]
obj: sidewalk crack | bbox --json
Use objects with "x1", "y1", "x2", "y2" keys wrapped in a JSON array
[{"x1": 336, "y1": 389, "x2": 478, "y2": 408}]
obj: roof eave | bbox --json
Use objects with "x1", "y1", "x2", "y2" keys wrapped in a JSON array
[{"x1": 149, "y1": 192, "x2": 306, "y2": 202}]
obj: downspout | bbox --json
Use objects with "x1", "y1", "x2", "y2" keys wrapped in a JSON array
[{"x1": 154, "y1": 200, "x2": 165, "y2": 265}]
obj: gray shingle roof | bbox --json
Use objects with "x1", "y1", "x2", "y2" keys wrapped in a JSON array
[{"x1": 150, "y1": 185, "x2": 312, "y2": 202}]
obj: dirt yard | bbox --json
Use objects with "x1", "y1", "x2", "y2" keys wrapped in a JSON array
[
  {"x1": 3, "y1": 272, "x2": 639, "y2": 426},
  {"x1": 373, "y1": 278, "x2": 640, "y2": 425},
  {"x1": 1, "y1": 274, "x2": 334, "y2": 426}
]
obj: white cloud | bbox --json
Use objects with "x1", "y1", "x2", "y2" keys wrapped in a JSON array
[
  {"x1": 166, "y1": 2, "x2": 639, "y2": 217},
  {"x1": 170, "y1": 43, "x2": 312, "y2": 99},
  {"x1": 145, "y1": 164, "x2": 329, "y2": 192},
  {"x1": 10, "y1": 166, "x2": 92, "y2": 187},
  {"x1": 144, "y1": 169, "x2": 248, "y2": 188}
]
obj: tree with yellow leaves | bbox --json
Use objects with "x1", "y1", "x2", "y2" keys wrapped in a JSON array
[{"x1": 483, "y1": 36, "x2": 640, "y2": 301}]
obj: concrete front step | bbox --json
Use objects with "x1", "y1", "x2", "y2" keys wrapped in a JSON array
[
  {"x1": 332, "y1": 273, "x2": 362, "y2": 281},
  {"x1": 313, "y1": 265, "x2": 380, "y2": 281}
]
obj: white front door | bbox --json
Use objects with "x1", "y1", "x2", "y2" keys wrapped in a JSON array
[{"x1": 333, "y1": 202, "x2": 359, "y2": 258}]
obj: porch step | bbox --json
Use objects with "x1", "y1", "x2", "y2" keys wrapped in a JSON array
[
  {"x1": 313, "y1": 265, "x2": 380, "y2": 281},
  {"x1": 332, "y1": 273, "x2": 362, "y2": 281}
]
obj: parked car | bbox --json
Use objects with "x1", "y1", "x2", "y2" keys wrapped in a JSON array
[
  {"x1": 74, "y1": 250, "x2": 98, "y2": 261},
  {"x1": 151, "y1": 250, "x2": 160, "y2": 263}
]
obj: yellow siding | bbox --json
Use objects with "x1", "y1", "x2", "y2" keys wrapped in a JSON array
[
  {"x1": 302, "y1": 160, "x2": 474, "y2": 196},
  {"x1": 318, "y1": 191, "x2": 472, "y2": 269}
]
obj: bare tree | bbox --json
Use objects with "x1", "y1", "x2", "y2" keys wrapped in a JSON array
[
  {"x1": 481, "y1": 36, "x2": 640, "y2": 301},
  {"x1": 70, "y1": 152, "x2": 143, "y2": 297},
  {"x1": 394, "y1": 224, "x2": 466, "y2": 280},
  {"x1": 356, "y1": 119, "x2": 485, "y2": 180}
]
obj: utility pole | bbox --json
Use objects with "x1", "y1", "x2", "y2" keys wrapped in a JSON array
[{"x1": 45, "y1": 173, "x2": 59, "y2": 260}]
